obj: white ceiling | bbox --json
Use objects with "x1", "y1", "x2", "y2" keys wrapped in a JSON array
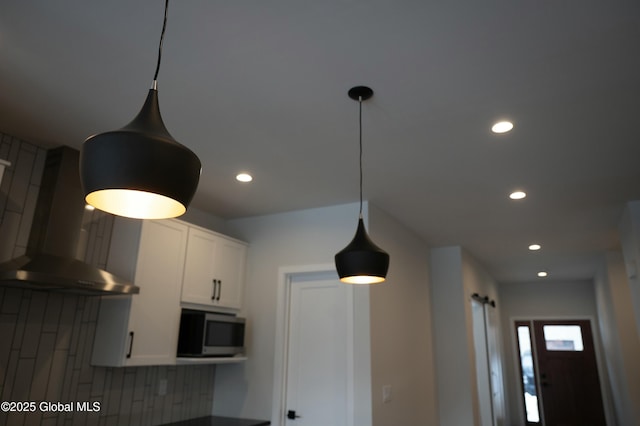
[{"x1": 2, "y1": 1, "x2": 640, "y2": 283}]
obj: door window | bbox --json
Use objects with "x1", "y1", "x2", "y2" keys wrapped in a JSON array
[
  {"x1": 515, "y1": 322, "x2": 540, "y2": 424},
  {"x1": 542, "y1": 325, "x2": 584, "y2": 351}
]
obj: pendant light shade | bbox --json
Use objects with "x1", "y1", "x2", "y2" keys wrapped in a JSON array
[
  {"x1": 81, "y1": 88, "x2": 201, "y2": 219},
  {"x1": 80, "y1": 0, "x2": 201, "y2": 220},
  {"x1": 335, "y1": 86, "x2": 389, "y2": 284},
  {"x1": 335, "y1": 217, "x2": 389, "y2": 284}
]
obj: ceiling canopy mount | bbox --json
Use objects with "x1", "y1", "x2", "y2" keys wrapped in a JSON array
[{"x1": 348, "y1": 86, "x2": 373, "y2": 102}]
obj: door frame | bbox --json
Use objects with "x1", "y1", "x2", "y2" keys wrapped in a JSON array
[
  {"x1": 271, "y1": 264, "x2": 357, "y2": 426},
  {"x1": 509, "y1": 315, "x2": 614, "y2": 426}
]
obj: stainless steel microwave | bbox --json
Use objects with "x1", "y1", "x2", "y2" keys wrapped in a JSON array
[{"x1": 177, "y1": 309, "x2": 245, "y2": 357}]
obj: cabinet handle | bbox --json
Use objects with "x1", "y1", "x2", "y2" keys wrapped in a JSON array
[
  {"x1": 126, "y1": 331, "x2": 134, "y2": 358},
  {"x1": 211, "y1": 279, "x2": 221, "y2": 302}
]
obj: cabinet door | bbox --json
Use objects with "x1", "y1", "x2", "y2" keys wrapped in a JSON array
[
  {"x1": 182, "y1": 227, "x2": 247, "y2": 310},
  {"x1": 126, "y1": 219, "x2": 188, "y2": 366},
  {"x1": 182, "y1": 228, "x2": 219, "y2": 306},
  {"x1": 213, "y1": 237, "x2": 247, "y2": 309}
]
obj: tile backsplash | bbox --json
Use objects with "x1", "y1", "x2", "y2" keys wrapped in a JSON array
[
  {"x1": 0, "y1": 288, "x2": 215, "y2": 426},
  {"x1": 0, "y1": 134, "x2": 216, "y2": 425}
]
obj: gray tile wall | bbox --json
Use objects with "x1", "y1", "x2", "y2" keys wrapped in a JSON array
[{"x1": 0, "y1": 134, "x2": 216, "y2": 426}]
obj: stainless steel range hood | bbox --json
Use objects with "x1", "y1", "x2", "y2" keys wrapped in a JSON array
[{"x1": 0, "y1": 146, "x2": 139, "y2": 295}]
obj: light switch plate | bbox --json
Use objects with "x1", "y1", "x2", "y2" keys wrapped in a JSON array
[{"x1": 382, "y1": 385, "x2": 392, "y2": 403}]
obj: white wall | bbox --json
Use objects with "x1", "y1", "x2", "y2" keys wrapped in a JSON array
[
  {"x1": 594, "y1": 252, "x2": 640, "y2": 425},
  {"x1": 180, "y1": 206, "x2": 236, "y2": 237},
  {"x1": 617, "y1": 201, "x2": 640, "y2": 334},
  {"x1": 431, "y1": 246, "x2": 474, "y2": 425},
  {"x1": 368, "y1": 205, "x2": 436, "y2": 426},
  {"x1": 498, "y1": 279, "x2": 612, "y2": 426},
  {"x1": 213, "y1": 203, "x2": 363, "y2": 421},
  {"x1": 430, "y1": 246, "x2": 503, "y2": 426},
  {"x1": 212, "y1": 202, "x2": 437, "y2": 426}
]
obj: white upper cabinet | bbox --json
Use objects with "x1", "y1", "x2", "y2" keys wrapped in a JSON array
[
  {"x1": 181, "y1": 227, "x2": 247, "y2": 310},
  {"x1": 92, "y1": 218, "x2": 188, "y2": 367},
  {"x1": 92, "y1": 218, "x2": 247, "y2": 367}
]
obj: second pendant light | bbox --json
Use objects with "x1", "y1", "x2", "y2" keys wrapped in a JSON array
[{"x1": 334, "y1": 86, "x2": 390, "y2": 284}]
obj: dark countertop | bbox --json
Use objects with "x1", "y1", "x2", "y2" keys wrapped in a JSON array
[{"x1": 161, "y1": 415, "x2": 270, "y2": 426}]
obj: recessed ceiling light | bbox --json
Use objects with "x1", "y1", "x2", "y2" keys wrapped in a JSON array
[
  {"x1": 492, "y1": 121, "x2": 514, "y2": 134},
  {"x1": 509, "y1": 191, "x2": 526, "y2": 200},
  {"x1": 538, "y1": 271, "x2": 548, "y2": 277},
  {"x1": 236, "y1": 173, "x2": 253, "y2": 183},
  {"x1": 528, "y1": 244, "x2": 541, "y2": 251}
]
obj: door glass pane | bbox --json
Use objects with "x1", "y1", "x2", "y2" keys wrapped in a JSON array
[
  {"x1": 542, "y1": 325, "x2": 584, "y2": 351},
  {"x1": 517, "y1": 325, "x2": 540, "y2": 423}
]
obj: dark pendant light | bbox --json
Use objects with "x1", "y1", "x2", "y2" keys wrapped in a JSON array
[
  {"x1": 80, "y1": 0, "x2": 201, "y2": 220},
  {"x1": 335, "y1": 86, "x2": 390, "y2": 284}
]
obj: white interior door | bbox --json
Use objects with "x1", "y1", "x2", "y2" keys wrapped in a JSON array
[
  {"x1": 485, "y1": 305, "x2": 505, "y2": 425},
  {"x1": 284, "y1": 273, "x2": 353, "y2": 426},
  {"x1": 471, "y1": 296, "x2": 506, "y2": 426},
  {"x1": 472, "y1": 299, "x2": 494, "y2": 426}
]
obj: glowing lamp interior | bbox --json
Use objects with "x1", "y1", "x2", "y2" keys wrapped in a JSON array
[
  {"x1": 86, "y1": 189, "x2": 186, "y2": 220},
  {"x1": 340, "y1": 275, "x2": 386, "y2": 284}
]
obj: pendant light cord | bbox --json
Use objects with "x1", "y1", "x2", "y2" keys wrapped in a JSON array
[
  {"x1": 152, "y1": 0, "x2": 170, "y2": 86},
  {"x1": 358, "y1": 96, "x2": 364, "y2": 218}
]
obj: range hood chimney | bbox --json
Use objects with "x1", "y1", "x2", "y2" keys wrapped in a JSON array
[{"x1": 0, "y1": 146, "x2": 139, "y2": 295}]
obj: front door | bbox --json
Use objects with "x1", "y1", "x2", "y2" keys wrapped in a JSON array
[
  {"x1": 534, "y1": 320, "x2": 606, "y2": 426},
  {"x1": 515, "y1": 319, "x2": 606, "y2": 426}
]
